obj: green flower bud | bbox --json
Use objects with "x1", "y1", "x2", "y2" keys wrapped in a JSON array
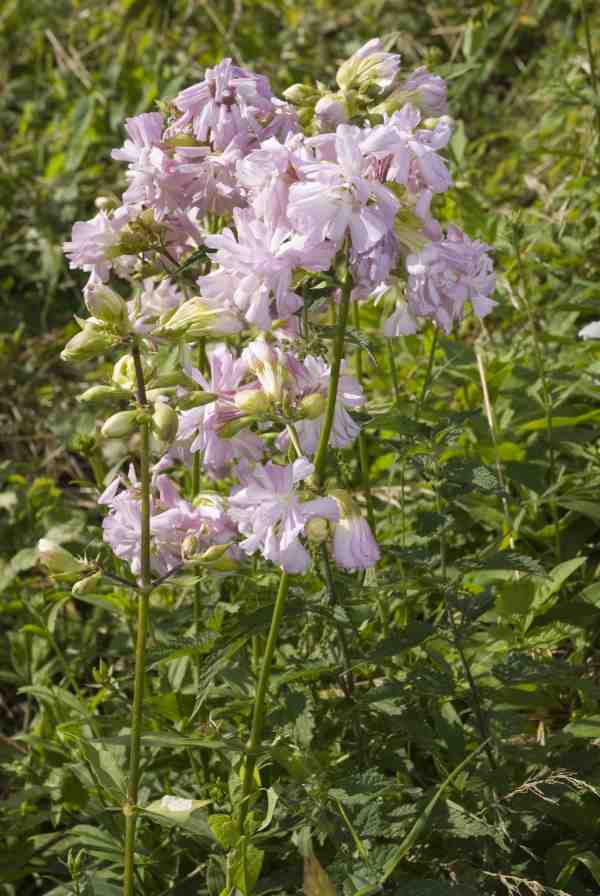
[
  {"x1": 61, "y1": 323, "x2": 119, "y2": 364},
  {"x1": 178, "y1": 391, "x2": 218, "y2": 410},
  {"x1": 152, "y1": 401, "x2": 179, "y2": 443},
  {"x1": 84, "y1": 283, "x2": 128, "y2": 329},
  {"x1": 154, "y1": 297, "x2": 239, "y2": 341},
  {"x1": 218, "y1": 416, "x2": 255, "y2": 438},
  {"x1": 233, "y1": 388, "x2": 270, "y2": 415},
  {"x1": 199, "y1": 543, "x2": 239, "y2": 571},
  {"x1": 37, "y1": 539, "x2": 88, "y2": 576},
  {"x1": 181, "y1": 534, "x2": 199, "y2": 561},
  {"x1": 299, "y1": 392, "x2": 327, "y2": 420},
  {"x1": 72, "y1": 571, "x2": 101, "y2": 595},
  {"x1": 305, "y1": 517, "x2": 331, "y2": 544},
  {"x1": 283, "y1": 83, "x2": 318, "y2": 105},
  {"x1": 101, "y1": 410, "x2": 138, "y2": 439},
  {"x1": 79, "y1": 385, "x2": 131, "y2": 404}
]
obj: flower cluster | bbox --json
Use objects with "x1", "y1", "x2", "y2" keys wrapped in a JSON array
[{"x1": 54, "y1": 39, "x2": 496, "y2": 582}]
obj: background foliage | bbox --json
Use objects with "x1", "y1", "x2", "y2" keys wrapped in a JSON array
[{"x1": 2, "y1": 1, "x2": 600, "y2": 895}]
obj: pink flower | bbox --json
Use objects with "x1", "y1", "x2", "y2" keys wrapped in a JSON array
[
  {"x1": 330, "y1": 491, "x2": 380, "y2": 570},
  {"x1": 128, "y1": 277, "x2": 184, "y2": 334},
  {"x1": 288, "y1": 124, "x2": 399, "y2": 254},
  {"x1": 63, "y1": 207, "x2": 131, "y2": 282},
  {"x1": 400, "y1": 67, "x2": 448, "y2": 117},
  {"x1": 229, "y1": 458, "x2": 339, "y2": 573},
  {"x1": 406, "y1": 225, "x2": 496, "y2": 333},
  {"x1": 361, "y1": 105, "x2": 453, "y2": 195},
  {"x1": 175, "y1": 344, "x2": 264, "y2": 478}
]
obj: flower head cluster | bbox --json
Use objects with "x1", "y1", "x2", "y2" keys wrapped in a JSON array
[{"x1": 60, "y1": 39, "x2": 497, "y2": 582}]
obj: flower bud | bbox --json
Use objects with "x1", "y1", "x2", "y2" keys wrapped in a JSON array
[
  {"x1": 218, "y1": 415, "x2": 254, "y2": 438},
  {"x1": 181, "y1": 534, "x2": 199, "y2": 561},
  {"x1": 94, "y1": 195, "x2": 118, "y2": 211},
  {"x1": 199, "y1": 543, "x2": 239, "y2": 571},
  {"x1": 37, "y1": 539, "x2": 88, "y2": 576},
  {"x1": 314, "y1": 93, "x2": 349, "y2": 130},
  {"x1": 283, "y1": 83, "x2": 318, "y2": 105},
  {"x1": 305, "y1": 517, "x2": 331, "y2": 544},
  {"x1": 84, "y1": 282, "x2": 128, "y2": 329},
  {"x1": 79, "y1": 385, "x2": 131, "y2": 404},
  {"x1": 336, "y1": 39, "x2": 400, "y2": 93},
  {"x1": 101, "y1": 410, "x2": 138, "y2": 439},
  {"x1": 61, "y1": 323, "x2": 118, "y2": 364},
  {"x1": 112, "y1": 354, "x2": 154, "y2": 389},
  {"x1": 233, "y1": 388, "x2": 270, "y2": 415},
  {"x1": 154, "y1": 298, "x2": 241, "y2": 340},
  {"x1": 178, "y1": 391, "x2": 218, "y2": 410},
  {"x1": 72, "y1": 571, "x2": 101, "y2": 596},
  {"x1": 299, "y1": 392, "x2": 327, "y2": 420},
  {"x1": 152, "y1": 401, "x2": 179, "y2": 443}
]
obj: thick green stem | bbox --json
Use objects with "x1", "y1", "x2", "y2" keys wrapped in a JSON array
[
  {"x1": 352, "y1": 302, "x2": 375, "y2": 533},
  {"x1": 240, "y1": 572, "x2": 290, "y2": 825},
  {"x1": 313, "y1": 273, "x2": 353, "y2": 485},
  {"x1": 123, "y1": 344, "x2": 152, "y2": 896},
  {"x1": 415, "y1": 327, "x2": 438, "y2": 422}
]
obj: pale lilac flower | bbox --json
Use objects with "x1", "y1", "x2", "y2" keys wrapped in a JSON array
[
  {"x1": 199, "y1": 207, "x2": 334, "y2": 330},
  {"x1": 288, "y1": 124, "x2": 399, "y2": 253},
  {"x1": 229, "y1": 458, "x2": 339, "y2": 573},
  {"x1": 111, "y1": 113, "x2": 191, "y2": 217},
  {"x1": 99, "y1": 468, "x2": 236, "y2": 576},
  {"x1": 63, "y1": 207, "x2": 131, "y2": 282},
  {"x1": 350, "y1": 230, "x2": 399, "y2": 299},
  {"x1": 406, "y1": 225, "x2": 496, "y2": 333},
  {"x1": 383, "y1": 300, "x2": 419, "y2": 337},
  {"x1": 277, "y1": 354, "x2": 364, "y2": 456},
  {"x1": 315, "y1": 94, "x2": 349, "y2": 131},
  {"x1": 128, "y1": 277, "x2": 184, "y2": 334},
  {"x1": 331, "y1": 491, "x2": 380, "y2": 570},
  {"x1": 361, "y1": 105, "x2": 452, "y2": 195},
  {"x1": 237, "y1": 134, "x2": 307, "y2": 228},
  {"x1": 170, "y1": 59, "x2": 278, "y2": 152},
  {"x1": 175, "y1": 343, "x2": 264, "y2": 478},
  {"x1": 399, "y1": 67, "x2": 448, "y2": 117}
]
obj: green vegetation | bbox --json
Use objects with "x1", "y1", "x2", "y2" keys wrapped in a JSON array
[{"x1": 2, "y1": 2, "x2": 600, "y2": 895}]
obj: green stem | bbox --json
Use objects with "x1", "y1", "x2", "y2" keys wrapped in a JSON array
[
  {"x1": 415, "y1": 327, "x2": 438, "y2": 422},
  {"x1": 313, "y1": 273, "x2": 353, "y2": 485},
  {"x1": 123, "y1": 343, "x2": 152, "y2": 896},
  {"x1": 514, "y1": 233, "x2": 560, "y2": 560},
  {"x1": 387, "y1": 339, "x2": 402, "y2": 409},
  {"x1": 352, "y1": 302, "x2": 375, "y2": 533},
  {"x1": 240, "y1": 571, "x2": 290, "y2": 825}
]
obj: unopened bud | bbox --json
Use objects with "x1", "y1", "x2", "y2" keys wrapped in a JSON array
[
  {"x1": 61, "y1": 323, "x2": 118, "y2": 364},
  {"x1": 199, "y1": 543, "x2": 239, "y2": 571},
  {"x1": 72, "y1": 571, "x2": 101, "y2": 595},
  {"x1": 94, "y1": 195, "x2": 118, "y2": 211},
  {"x1": 38, "y1": 539, "x2": 88, "y2": 576},
  {"x1": 79, "y1": 385, "x2": 131, "y2": 404},
  {"x1": 155, "y1": 298, "x2": 241, "y2": 340},
  {"x1": 101, "y1": 410, "x2": 138, "y2": 439},
  {"x1": 234, "y1": 388, "x2": 270, "y2": 415},
  {"x1": 314, "y1": 93, "x2": 349, "y2": 130},
  {"x1": 112, "y1": 354, "x2": 154, "y2": 389},
  {"x1": 181, "y1": 534, "x2": 199, "y2": 561},
  {"x1": 305, "y1": 517, "x2": 331, "y2": 544},
  {"x1": 84, "y1": 282, "x2": 128, "y2": 329},
  {"x1": 178, "y1": 391, "x2": 218, "y2": 410},
  {"x1": 152, "y1": 402, "x2": 179, "y2": 443},
  {"x1": 299, "y1": 392, "x2": 327, "y2": 420},
  {"x1": 218, "y1": 415, "x2": 255, "y2": 438},
  {"x1": 283, "y1": 83, "x2": 318, "y2": 105}
]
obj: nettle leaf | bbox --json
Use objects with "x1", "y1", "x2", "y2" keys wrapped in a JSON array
[
  {"x1": 441, "y1": 460, "x2": 501, "y2": 497},
  {"x1": 144, "y1": 796, "x2": 213, "y2": 838}
]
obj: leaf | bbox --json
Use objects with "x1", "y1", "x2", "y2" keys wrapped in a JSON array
[
  {"x1": 563, "y1": 716, "x2": 600, "y2": 738},
  {"x1": 209, "y1": 813, "x2": 238, "y2": 849},
  {"x1": 304, "y1": 855, "x2": 337, "y2": 896},
  {"x1": 144, "y1": 796, "x2": 213, "y2": 838}
]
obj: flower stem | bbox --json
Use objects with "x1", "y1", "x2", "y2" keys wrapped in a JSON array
[
  {"x1": 240, "y1": 571, "x2": 289, "y2": 825},
  {"x1": 352, "y1": 301, "x2": 375, "y2": 533},
  {"x1": 313, "y1": 273, "x2": 353, "y2": 485},
  {"x1": 123, "y1": 342, "x2": 152, "y2": 896},
  {"x1": 415, "y1": 326, "x2": 438, "y2": 422}
]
